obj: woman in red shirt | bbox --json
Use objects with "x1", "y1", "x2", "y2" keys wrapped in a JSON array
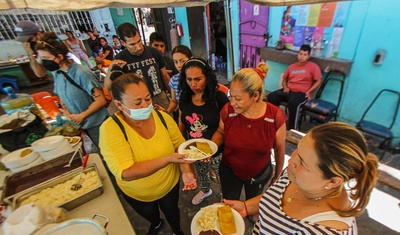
[{"x1": 212, "y1": 62, "x2": 287, "y2": 206}]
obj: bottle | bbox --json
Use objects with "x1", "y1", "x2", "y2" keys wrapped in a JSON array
[
  {"x1": 1, "y1": 87, "x2": 43, "y2": 119},
  {"x1": 211, "y1": 53, "x2": 216, "y2": 70},
  {"x1": 215, "y1": 56, "x2": 221, "y2": 70},
  {"x1": 219, "y1": 56, "x2": 224, "y2": 70}
]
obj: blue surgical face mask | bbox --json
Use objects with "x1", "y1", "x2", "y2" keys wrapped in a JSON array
[{"x1": 121, "y1": 103, "x2": 153, "y2": 120}]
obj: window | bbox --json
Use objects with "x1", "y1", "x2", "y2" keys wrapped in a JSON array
[{"x1": 0, "y1": 9, "x2": 94, "y2": 41}]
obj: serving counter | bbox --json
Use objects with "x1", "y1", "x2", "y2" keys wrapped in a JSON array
[
  {"x1": 0, "y1": 153, "x2": 136, "y2": 235},
  {"x1": 67, "y1": 153, "x2": 135, "y2": 234}
]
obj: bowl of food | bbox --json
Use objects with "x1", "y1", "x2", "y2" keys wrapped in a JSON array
[
  {"x1": 32, "y1": 136, "x2": 67, "y2": 152},
  {"x1": 178, "y1": 139, "x2": 218, "y2": 161},
  {"x1": 1, "y1": 147, "x2": 40, "y2": 169}
]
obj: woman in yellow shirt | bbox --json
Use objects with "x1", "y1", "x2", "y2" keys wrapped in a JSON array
[{"x1": 99, "y1": 73, "x2": 196, "y2": 235}]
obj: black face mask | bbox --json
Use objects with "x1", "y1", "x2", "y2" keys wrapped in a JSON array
[{"x1": 42, "y1": 59, "x2": 60, "y2": 72}]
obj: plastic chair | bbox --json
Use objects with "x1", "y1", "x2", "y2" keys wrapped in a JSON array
[
  {"x1": 356, "y1": 89, "x2": 400, "y2": 159},
  {"x1": 0, "y1": 76, "x2": 19, "y2": 93},
  {"x1": 275, "y1": 72, "x2": 319, "y2": 130},
  {"x1": 217, "y1": 83, "x2": 229, "y2": 96},
  {"x1": 276, "y1": 74, "x2": 289, "y2": 114},
  {"x1": 299, "y1": 70, "x2": 346, "y2": 129}
]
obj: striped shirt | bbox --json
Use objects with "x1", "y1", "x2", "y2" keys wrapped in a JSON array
[
  {"x1": 169, "y1": 73, "x2": 181, "y2": 101},
  {"x1": 253, "y1": 170, "x2": 357, "y2": 235}
]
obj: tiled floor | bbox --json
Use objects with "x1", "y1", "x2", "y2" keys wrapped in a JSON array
[{"x1": 3, "y1": 72, "x2": 400, "y2": 235}]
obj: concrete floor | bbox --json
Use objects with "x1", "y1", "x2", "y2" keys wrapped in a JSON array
[
  {"x1": 3, "y1": 73, "x2": 400, "y2": 235},
  {"x1": 120, "y1": 141, "x2": 400, "y2": 235},
  {"x1": 119, "y1": 147, "x2": 400, "y2": 235}
]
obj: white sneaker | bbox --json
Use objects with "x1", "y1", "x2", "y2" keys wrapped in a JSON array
[{"x1": 192, "y1": 189, "x2": 213, "y2": 205}]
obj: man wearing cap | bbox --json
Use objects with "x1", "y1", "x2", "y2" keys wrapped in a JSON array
[{"x1": 15, "y1": 20, "x2": 81, "y2": 77}]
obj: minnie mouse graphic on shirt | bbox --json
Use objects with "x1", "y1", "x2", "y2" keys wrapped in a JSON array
[{"x1": 185, "y1": 113, "x2": 208, "y2": 138}]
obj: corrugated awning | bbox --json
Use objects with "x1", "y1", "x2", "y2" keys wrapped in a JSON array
[
  {"x1": 0, "y1": 0, "x2": 352, "y2": 10},
  {"x1": 246, "y1": 0, "x2": 351, "y2": 6},
  {"x1": 0, "y1": 0, "x2": 216, "y2": 10}
]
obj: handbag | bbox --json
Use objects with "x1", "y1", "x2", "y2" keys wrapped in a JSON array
[{"x1": 244, "y1": 162, "x2": 273, "y2": 185}]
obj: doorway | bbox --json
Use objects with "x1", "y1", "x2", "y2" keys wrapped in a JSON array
[
  {"x1": 133, "y1": 8, "x2": 156, "y2": 46},
  {"x1": 208, "y1": 1, "x2": 227, "y2": 72},
  {"x1": 186, "y1": 6, "x2": 207, "y2": 60},
  {"x1": 151, "y1": 7, "x2": 176, "y2": 55}
]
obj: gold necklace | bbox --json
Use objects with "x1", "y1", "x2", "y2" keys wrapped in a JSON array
[{"x1": 287, "y1": 190, "x2": 297, "y2": 203}]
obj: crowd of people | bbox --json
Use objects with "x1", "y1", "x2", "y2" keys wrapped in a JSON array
[{"x1": 14, "y1": 19, "x2": 379, "y2": 235}]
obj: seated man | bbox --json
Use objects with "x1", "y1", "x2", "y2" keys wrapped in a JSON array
[
  {"x1": 267, "y1": 44, "x2": 322, "y2": 130},
  {"x1": 149, "y1": 32, "x2": 179, "y2": 76},
  {"x1": 94, "y1": 37, "x2": 115, "y2": 74}
]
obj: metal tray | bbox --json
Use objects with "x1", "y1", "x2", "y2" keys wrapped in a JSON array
[
  {"x1": 8, "y1": 164, "x2": 103, "y2": 211},
  {"x1": 2, "y1": 151, "x2": 82, "y2": 199}
]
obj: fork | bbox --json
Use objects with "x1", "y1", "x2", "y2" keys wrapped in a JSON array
[{"x1": 71, "y1": 154, "x2": 89, "y2": 191}]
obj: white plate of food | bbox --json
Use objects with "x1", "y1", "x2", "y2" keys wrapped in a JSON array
[
  {"x1": 191, "y1": 204, "x2": 245, "y2": 235},
  {"x1": 178, "y1": 139, "x2": 218, "y2": 161}
]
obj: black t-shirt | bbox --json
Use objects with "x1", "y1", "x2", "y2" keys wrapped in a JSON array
[
  {"x1": 179, "y1": 90, "x2": 229, "y2": 154},
  {"x1": 102, "y1": 45, "x2": 114, "y2": 60},
  {"x1": 115, "y1": 46, "x2": 166, "y2": 96},
  {"x1": 88, "y1": 37, "x2": 101, "y2": 52}
]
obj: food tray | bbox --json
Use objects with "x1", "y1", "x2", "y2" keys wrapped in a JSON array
[
  {"x1": 2, "y1": 151, "x2": 82, "y2": 199},
  {"x1": 9, "y1": 164, "x2": 103, "y2": 211}
]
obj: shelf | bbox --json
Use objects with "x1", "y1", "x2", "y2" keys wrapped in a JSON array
[{"x1": 260, "y1": 47, "x2": 353, "y2": 75}]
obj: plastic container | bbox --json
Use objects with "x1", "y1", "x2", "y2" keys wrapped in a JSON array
[
  {"x1": 1, "y1": 86, "x2": 43, "y2": 119},
  {"x1": 36, "y1": 97, "x2": 60, "y2": 120}
]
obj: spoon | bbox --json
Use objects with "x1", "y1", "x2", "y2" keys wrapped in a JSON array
[
  {"x1": 71, "y1": 154, "x2": 89, "y2": 191},
  {"x1": 63, "y1": 148, "x2": 82, "y2": 168}
]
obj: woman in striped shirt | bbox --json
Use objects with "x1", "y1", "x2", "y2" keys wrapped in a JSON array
[{"x1": 224, "y1": 122, "x2": 378, "y2": 235}]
